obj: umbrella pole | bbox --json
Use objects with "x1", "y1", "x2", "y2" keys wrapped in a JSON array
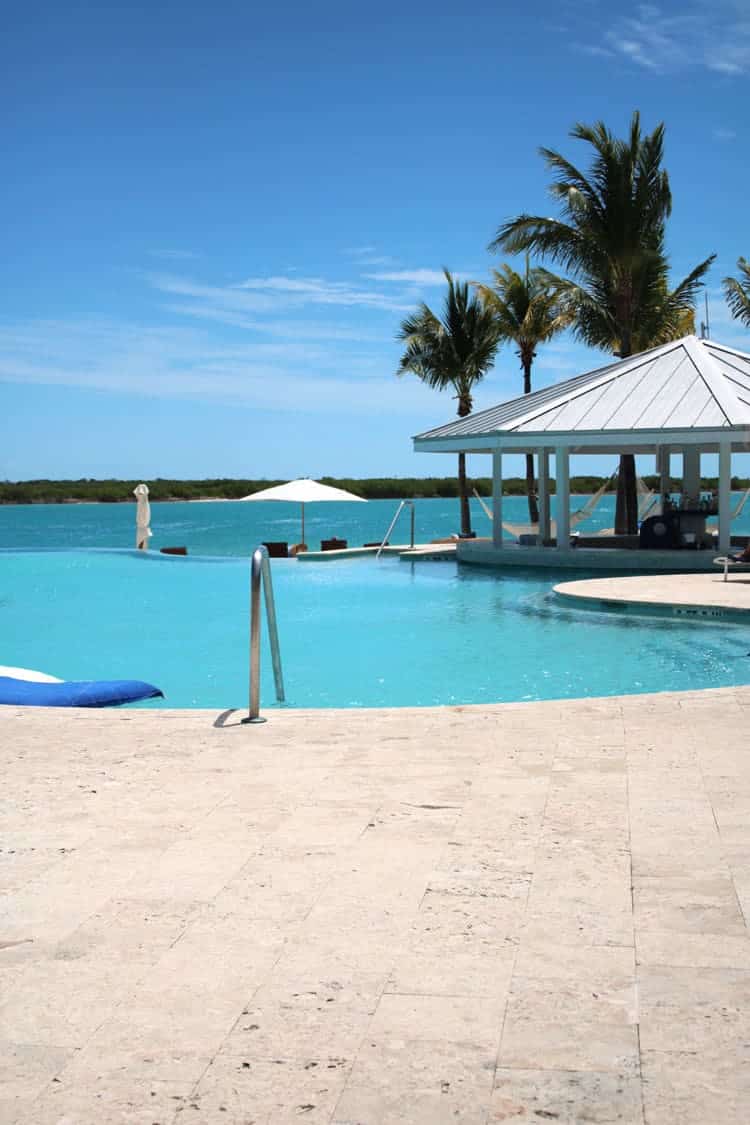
[{"x1": 301, "y1": 502, "x2": 305, "y2": 546}]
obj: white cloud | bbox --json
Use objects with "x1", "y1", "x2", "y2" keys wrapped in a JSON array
[
  {"x1": 363, "y1": 269, "x2": 449, "y2": 284},
  {"x1": 233, "y1": 274, "x2": 413, "y2": 311},
  {"x1": 0, "y1": 318, "x2": 428, "y2": 415},
  {"x1": 583, "y1": 2, "x2": 750, "y2": 75},
  {"x1": 713, "y1": 127, "x2": 737, "y2": 141},
  {"x1": 148, "y1": 273, "x2": 279, "y2": 313},
  {"x1": 148, "y1": 249, "x2": 200, "y2": 261},
  {"x1": 343, "y1": 245, "x2": 399, "y2": 267},
  {"x1": 160, "y1": 303, "x2": 385, "y2": 342},
  {"x1": 574, "y1": 42, "x2": 616, "y2": 58}
]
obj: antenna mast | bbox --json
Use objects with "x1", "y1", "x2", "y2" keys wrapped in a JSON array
[{"x1": 700, "y1": 292, "x2": 711, "y2": 339}]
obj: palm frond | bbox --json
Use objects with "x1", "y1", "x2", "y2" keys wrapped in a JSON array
[
  {"x1": 491, "y1": 112, "x2": 714, "y2": 356},
  {"x1": 395, "y1": 271, "x2": 500, "y2": 407},
  {"x1": 723, "y1": 258, "x2": 750, "y2": 327}
]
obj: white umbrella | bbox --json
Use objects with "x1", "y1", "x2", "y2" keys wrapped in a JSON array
[
  {"x1": 241, "y1": 478, "x2": 366, "y2": 544},
  {"x1": 134, "y1": 483, "x2": 152, "y2": 550}
]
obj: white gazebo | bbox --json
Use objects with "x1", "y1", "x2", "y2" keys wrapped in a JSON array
[{"x1": 413, "y1": 336, "x2": 750, "y2": 571}]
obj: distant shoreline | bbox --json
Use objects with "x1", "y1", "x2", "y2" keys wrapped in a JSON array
[{"x1": 1, "y1": 474, "x2": 744, "y2": 506}]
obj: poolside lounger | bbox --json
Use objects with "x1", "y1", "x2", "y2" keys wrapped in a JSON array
[
  {"x1": 321, "y1": 538, "x2": 347, "y2": 551},
  {"x1": 0, "y1": 671, "x2": 164, "y2": 708},
  {"x1": 714, "y1": 556, "x2": 750, "y2": 582},
  {"x1": 262, "y1": 541, "x2": 289, "y2": 558}
]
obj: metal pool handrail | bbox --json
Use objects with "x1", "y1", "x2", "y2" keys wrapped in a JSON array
[
  {"x1": 242, "y1": 545, "x2": 285, "y2": 724},
  {"x1": 376, "y1": 500, "x2": 415, "y2": 559}
]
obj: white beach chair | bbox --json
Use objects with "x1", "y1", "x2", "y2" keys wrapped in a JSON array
[{"x1": 714, "y1": 555, "x2": 750, "y2": 582}]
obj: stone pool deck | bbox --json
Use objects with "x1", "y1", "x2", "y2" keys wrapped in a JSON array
[
  {"x1": 555, "y1": 571, "x2": 750, "y2": 617},
  {"x1": 2, "y1": 692, "x2": 750, "y2": 1124}
]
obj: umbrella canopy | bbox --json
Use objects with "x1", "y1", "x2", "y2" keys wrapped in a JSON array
[
  {"x1": 134, "y1": 483, "x2": 152, "y2": 550},
  {"x1": 241, "y1": 478, "x2": 366, "y2": 544}
]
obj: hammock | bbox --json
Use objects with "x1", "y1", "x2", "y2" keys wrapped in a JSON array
[
  {"x1": 701, "y1": 483, "x2": 750, "y2": 525},
  {"x1": 733, "y1": 486, "x2": 750, "y2": 520},
  {"x1": 592, "y1": 475, "x2": 658, "y2": 537},
  {"x1": 481, "y1": 470, "x2": 618, "y2": 541}
]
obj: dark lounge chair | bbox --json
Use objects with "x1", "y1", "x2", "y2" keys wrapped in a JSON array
[
  {"x1": 262, "y1": 541, "x2": 289, "y2": 558},
  {"x1": 320, "y1": 538, "x2": 347, "y2": 551}
]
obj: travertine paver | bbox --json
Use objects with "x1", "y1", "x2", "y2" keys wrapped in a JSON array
[{"x1": 2, "y1": 690, "x2": 750, "y2": 1123}]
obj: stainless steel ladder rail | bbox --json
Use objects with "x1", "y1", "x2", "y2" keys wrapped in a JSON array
[
  {"x1": 242, "y1": 545, "x2": 285, "y2": 723},
  {"x1": 375, "y1": 500, "x2": 415, "y2": 559}
]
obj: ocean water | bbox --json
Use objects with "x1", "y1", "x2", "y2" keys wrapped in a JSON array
[{"x1": 3, "y1": 493, "x2": 747, "y2": 555}]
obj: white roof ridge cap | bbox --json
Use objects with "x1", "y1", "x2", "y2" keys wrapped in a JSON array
[
  {"x1": 705, "y1": 338, "x2": 750, "y2": 362},
  {"x1": 683, "y1": 335, "x2": 746, "y2": 424}
]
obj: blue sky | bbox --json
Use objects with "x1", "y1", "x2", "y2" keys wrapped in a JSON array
[{"x1": 2, "y1": 0, "x2": 749, "y2": 482}]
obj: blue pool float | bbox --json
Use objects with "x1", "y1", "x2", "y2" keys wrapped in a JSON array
[{"x1": 0, "y1": 667, "x2": 163, "y2": 708}]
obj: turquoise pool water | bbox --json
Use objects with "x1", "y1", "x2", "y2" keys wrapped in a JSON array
[{"x1": 2, "y1": 549, "x2": 749, "y2": 709}]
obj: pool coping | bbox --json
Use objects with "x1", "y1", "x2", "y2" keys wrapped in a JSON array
[{"x1": 554, "y1": 573, "x2": 750, "y2": 625}]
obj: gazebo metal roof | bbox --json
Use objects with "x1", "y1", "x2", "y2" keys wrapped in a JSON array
[{"x1": 413, "y1": 336, "x2": 750, "y2": 455}]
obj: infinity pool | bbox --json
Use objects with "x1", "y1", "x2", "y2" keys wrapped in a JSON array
[{"x1": 2, "y1": 550, "x2": 749, "y2": 709}]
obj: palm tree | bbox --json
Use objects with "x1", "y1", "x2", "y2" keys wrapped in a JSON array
[
  {"x1": 397, "y1": 270, "x2": 500, "y2": 536},
  {"x1": 474, "y1": 260, "x2": 570, "y2": 522},
  {"x1": 491, "y1": 112, "x2": 715, "y2": 534},
  {"x1": 723, "y1": 258, "x2": 750, "y2": 327}
]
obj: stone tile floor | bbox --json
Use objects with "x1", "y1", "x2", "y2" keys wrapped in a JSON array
[{"x1": 2, "y1": 690, "x2": 750, "y2": 1123}]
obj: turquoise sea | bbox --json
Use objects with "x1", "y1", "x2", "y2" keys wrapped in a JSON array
[{"x1": 3, "y1": 492, "x2": 748, "y2": 555}]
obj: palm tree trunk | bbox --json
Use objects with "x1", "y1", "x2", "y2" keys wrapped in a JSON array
[
  {"x1": 614, "y1": 453, "x2": 639, "y2": 535},
  {"x1": 525, "y1": 454, "x2": 539, "y2": 525},
  {"x1": 614, "y1": 324, "x2": 638, "y2": 535},
  {"x1": 458, "y1": 452, "x2": 471, "y2": 537},
  {"x1": 521, "y1": 357, "x2": 539, "y2": 524}
]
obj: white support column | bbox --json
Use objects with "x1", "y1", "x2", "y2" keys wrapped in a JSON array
[
  {"x1": 683, "y1": 447, "x2": 701, "y2": 507},
  {"x1": 538, "y1": 450, "x2": 551, "y2": 545},
  {"x1": 556, "y1": 446, "x2": 570, "y2": 549},
  {"x1": 719, "y1": 442, "x2": 732, "y2": 554},
  {"x1": 492, "y1": 451, "x2": 503, "y2": 548}
]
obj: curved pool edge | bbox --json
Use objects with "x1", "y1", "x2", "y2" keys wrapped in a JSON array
[
  {"x1": 554, "y1": 573, "x2": 750, "y2": 624},
  {"x1": 3, "y1": 679, "x2": 749, "y2": 720}
]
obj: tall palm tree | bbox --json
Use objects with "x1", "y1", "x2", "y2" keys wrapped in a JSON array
[
  {"x1": 491, "y1": 112, "x2": 715, "y2": 534},
  {"x1": 723, "y1": 258, "x2": 750, "y2": 327},
  {"x1": 397, "y1": 270, "x2": 500, "y2": 536},
  {"x1": 474, "y1": 260, "x2": 570, "y2": 522}
]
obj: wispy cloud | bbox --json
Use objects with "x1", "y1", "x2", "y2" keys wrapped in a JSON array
[
  {"x1": 148, "y1": 272, "x2": 414, "y2": 316},
  {"x1": 363, "y1": 269, "x2": 449, "y2": 285},
  {"x1": 149, "y1": 249, "x2": 200, "y2": 261},
  {"x1": 0, "y1": 318, "x2": 435, "y2": 415},
  {"x1": 234, "y1": 274, "x2": 409, "y2": 309},
  {"x1": 160, "y1": 303, "x2": 385, "y2": 343},
  {"x1": 583, "y1": 2, "x2": 750, "y2": 75},
  {"x1": 343, "y1": 245, "x2": 399, "y2": 267},
  {"x1": 713, "y1": 126, "x2": 737, "y2": 141},
  {"x1": 574, "y1": 42, "x2": 616, "y2": 58}
]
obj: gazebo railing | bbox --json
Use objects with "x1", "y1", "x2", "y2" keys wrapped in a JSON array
[{"x1": 242, "y1": 545, "x2": 285, "y2": 724}]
